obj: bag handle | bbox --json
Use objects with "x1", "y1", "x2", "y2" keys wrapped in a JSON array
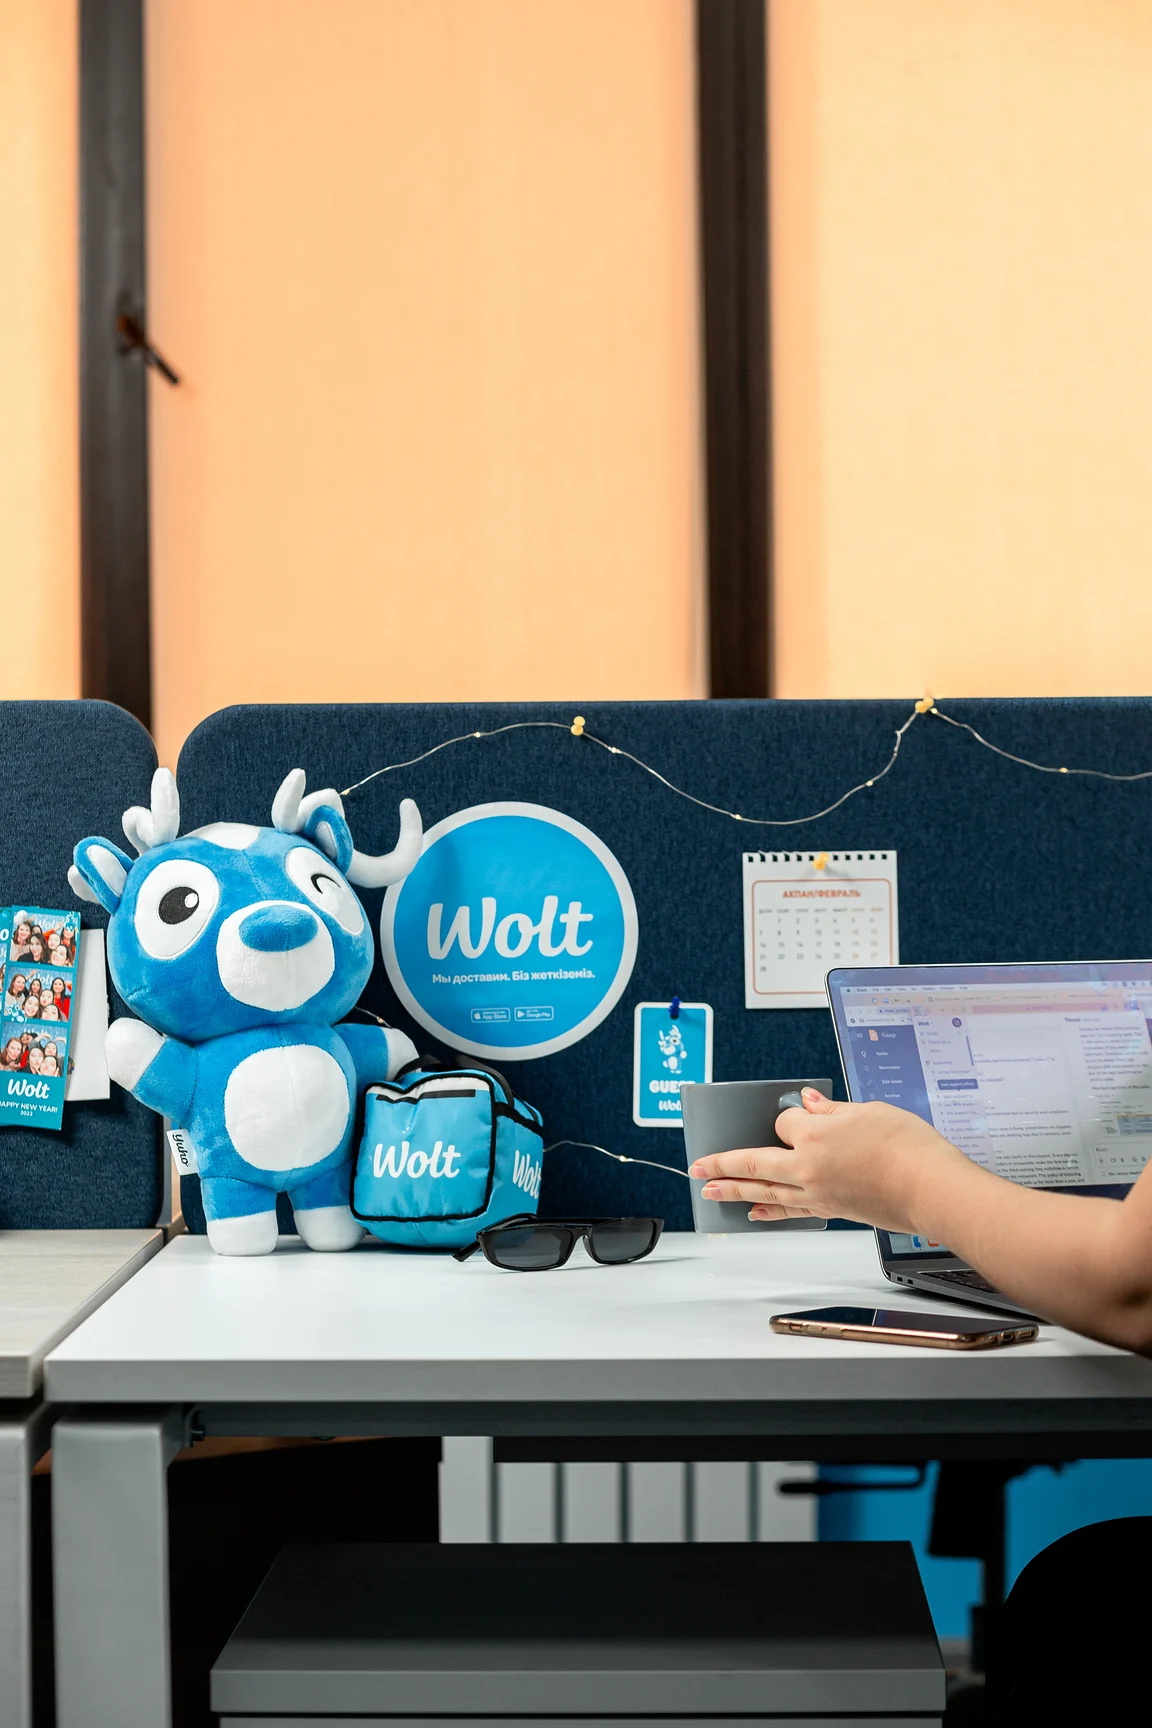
[
  {"x1": 393, "y1": 1053, "x2": 435, "y2": 1080},
  {"x1": 393, "y1": 1050, "x2": 514, "y2": 1108}
]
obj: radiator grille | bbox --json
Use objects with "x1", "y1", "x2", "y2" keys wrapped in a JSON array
[{"x1": 440, "y1": 1440, "x2": 816, "y2": 1543}]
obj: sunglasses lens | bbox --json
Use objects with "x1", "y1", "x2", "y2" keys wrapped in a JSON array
[
  {"x1": 587, "y1": 1219, "x2": 658, "y2": 1264},
  {"x1": 488, "y1": 1225, "x2": 572, "y2": 1271}
]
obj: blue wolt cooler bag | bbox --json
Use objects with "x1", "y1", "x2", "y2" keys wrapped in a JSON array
[{"x1": 351, "y1": 1061, "x2": 544, "y2": 1249}]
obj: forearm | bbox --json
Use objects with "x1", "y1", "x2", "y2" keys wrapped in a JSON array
[
  {"x1": 698, "y1": 1092, "x2": 1152, "y2": 1352},
  {"x1": 909, "y1": 1159, "x2": 1152, "y2": 1350}
]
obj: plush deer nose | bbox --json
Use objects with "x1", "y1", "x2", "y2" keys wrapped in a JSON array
[{"x1": 238, "y1": 904, "x2": 318, "y2": 952}]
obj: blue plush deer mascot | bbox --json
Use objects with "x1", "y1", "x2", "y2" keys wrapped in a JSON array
[{"x1": 70, "y1": 769, "x2": 420, "y2": 1255}]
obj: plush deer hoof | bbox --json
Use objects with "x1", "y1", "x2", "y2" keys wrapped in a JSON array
[
  {"x1": 206, "y1": 1210, "x2": 280, "y2": 1256},
  {"x1": 385, "y1": 1029, "x2": 419, "y2": 1076},
  {"x1": 105, "y1": 1018, "x2": 164, "y2": 1090},
  {"x1": 294, "y1": 1205, "x2": 364, "y2": 1252}
]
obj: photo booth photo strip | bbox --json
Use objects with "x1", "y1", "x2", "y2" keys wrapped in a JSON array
[{"x1": 0, "y1": 905, "x2": 82, "y2": 1129}]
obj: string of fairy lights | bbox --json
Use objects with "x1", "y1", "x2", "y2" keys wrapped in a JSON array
[
  {"x1": 543, "y1": 1138, "x2": 693, "y2": 1180},
  {"x1": 339, "y1": 697, "x2": 1152, "y2": 829}
]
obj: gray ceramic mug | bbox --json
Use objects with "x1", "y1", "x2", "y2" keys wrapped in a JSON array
[{"x1": 680, "y1": 1078, "x2": 832, "y2": 1232}]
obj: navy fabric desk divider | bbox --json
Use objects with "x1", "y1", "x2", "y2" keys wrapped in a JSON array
[
  {"x1": 0, "y1": 701, "x2": 164, "y2": 1228},
  {"x1": 176, "y1": 697, "x2": 1152, "y2": 1235}
]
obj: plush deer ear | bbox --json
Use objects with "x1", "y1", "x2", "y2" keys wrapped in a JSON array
[
  {"x1": 71, "y1": 837, "x2": 134, "y2": 914},
  {"x1": 272, "y1": 771, "x2": 354, "y2": 873},
  {"x1": 301, "y1": 803, "x2": 354, "y2": 874}
]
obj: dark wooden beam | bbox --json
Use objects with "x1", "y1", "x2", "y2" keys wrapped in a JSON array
[
  {"x1": 79, "y1": 0, "x2": 152, "y2": 728},
  {"x1": 696, "y1": 0, "x2": 772, "y2": 698}
]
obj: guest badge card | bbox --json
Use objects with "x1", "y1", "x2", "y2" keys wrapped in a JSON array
[
  {"x1": 633, "y1": 1001, "x2": 713, "y2": 1127},
  {"x1": 0, "y1": 907, "x2": 82, "y2": 1129},
  {"x1": 743, "y1": 851, "x2": 899, "y2": 1009}
]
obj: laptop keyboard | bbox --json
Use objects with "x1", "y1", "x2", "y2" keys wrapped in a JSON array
[{"x1": 926, "y1": 1269, "x2": 1001, "y2": 1294}]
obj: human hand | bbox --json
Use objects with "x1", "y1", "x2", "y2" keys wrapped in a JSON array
[{"x1": 687, "y1": 1088, "x2": 973, "y2": 1232}]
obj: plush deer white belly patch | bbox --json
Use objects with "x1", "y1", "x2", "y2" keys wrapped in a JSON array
[{"x1": 224, "y1": 1043, "x2": 350, "y2": 1171}]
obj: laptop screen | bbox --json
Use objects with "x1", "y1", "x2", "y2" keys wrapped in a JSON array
[{"x1": 826, "y1": 961, "x2": 1152, "y2": 1261}]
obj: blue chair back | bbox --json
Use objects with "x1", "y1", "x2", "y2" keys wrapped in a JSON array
[{"x1": 0, "y1": 701, "x2": 163, "y2": 1227}]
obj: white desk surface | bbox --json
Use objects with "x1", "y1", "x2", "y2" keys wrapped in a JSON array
[
  {"x1": 0, "y1": 1229, "x2": 163, "y2": 1399},
  {"x1": 42, "y1": 1228, "x2": 1152, "y2": 1408}
]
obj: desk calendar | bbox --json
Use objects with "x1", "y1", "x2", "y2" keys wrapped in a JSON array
[{"x1": 743, "y1": 851, "x2": 899, "y2": 1009}]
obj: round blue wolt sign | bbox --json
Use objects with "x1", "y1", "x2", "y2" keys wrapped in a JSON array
[{"x1": 381, "y1": 802, "x2": 638, "y2": 1059}]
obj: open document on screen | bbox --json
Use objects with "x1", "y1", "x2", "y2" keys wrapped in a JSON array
[{"x1": 835, "y1": 973, "x2": 1152, "y2": 1235}]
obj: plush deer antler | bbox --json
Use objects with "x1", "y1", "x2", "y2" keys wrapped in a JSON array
[
  {"x1": 122, "y1": 768, "x2": 181, "y2": 856},
  {"x1": 271, "y1": 769, "x2": 423, "y2": 887}
]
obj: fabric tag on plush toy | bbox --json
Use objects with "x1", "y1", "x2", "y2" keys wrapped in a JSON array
[
  {"x1": 0, "y1": 905, "x2": 81, "y2": 1130},
  {"x1": 166, "y1": 1129, "x2": 199, "y2": 1175}
]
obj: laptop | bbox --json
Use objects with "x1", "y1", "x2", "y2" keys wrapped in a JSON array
[{"x1": 826, "y1": 961, "x2": 1152, "y2": 1318}]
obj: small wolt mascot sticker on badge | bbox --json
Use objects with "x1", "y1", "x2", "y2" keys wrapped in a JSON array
[
  {"x1": 69, "y1": 769, "x2": 422, "y2": 1256},
  {"x1": 657, "y1": 1022, "x2": 687, "y2": 1074}
]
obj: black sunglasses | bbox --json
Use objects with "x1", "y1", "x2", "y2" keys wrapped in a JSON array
[{"x1": 453, "y1": 1214, "x2": 664, "y2": 1271}]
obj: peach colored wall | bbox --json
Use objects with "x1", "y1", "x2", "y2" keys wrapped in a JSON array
[
  {"x1": 146, "y1": 0, "x2": 704, "y2": 767},
  {"x1": 8, "y1": 2, "x2": 1152, "y2": 731},
  {"x1": 770, "y1": 0, "x2": 1152, "y2": 700},
  {"x1": 0, "y1": 1, "x2": 79, "y2": 699}
]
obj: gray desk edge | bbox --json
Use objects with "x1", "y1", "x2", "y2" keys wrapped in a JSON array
[{"x1": 0, "y1": 1231, "x2": 164, "y2": 1400}]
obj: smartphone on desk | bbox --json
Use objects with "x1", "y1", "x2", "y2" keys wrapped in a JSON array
[{"x1": 770, "y1": 1305, "x2": 1039, "y2": 1350}]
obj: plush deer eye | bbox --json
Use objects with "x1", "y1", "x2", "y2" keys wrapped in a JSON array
[
  {"x1": 134, "y1": 860, "x2": 220, "y2": 959},
  {"x1": 159, "y1": 886, "x2": 200, "y2": 924},
  {"x1": 284, "y1": 846, "x2": 364, "y2": 935}
]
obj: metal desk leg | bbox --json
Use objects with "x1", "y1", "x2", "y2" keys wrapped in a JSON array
[
  {"x1": 0, "y1": 1400, "x2": 54, "y2": 1728},
  {"x1": 52, "y1": 1409, "x2": 184, "y2": 1728},
  {"x1": 439, "y1": 1436, "x2": 494, "y2": 1542}
]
